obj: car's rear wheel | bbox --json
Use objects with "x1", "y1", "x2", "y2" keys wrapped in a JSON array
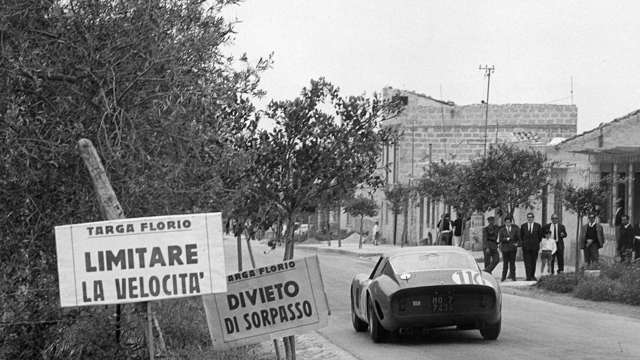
[
  {"x1": 351, "y1": 287, "x2": 367, "y2": 332},
  {"x1": 480, "y1": 319, "x2": 501, "y2": 340},
  {"x1": 367, "y1": 298, "x2": 387, "y2": 343}
]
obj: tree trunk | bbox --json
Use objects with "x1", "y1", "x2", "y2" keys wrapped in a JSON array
[
  {"x1": 359, "y1": 216, "x2": 364, "y2": 249},
  {"x1": 282, "y1": 215, "x2": 297, "y2": 360},
  {"x1": 401, "y1": 200, "x2": 408, "y2": 247},
  {"x1": 236, "y1": 233, "x2": 243, "y2": 272},
  {"x1": 575, "y1": 214, "x2": 582, "y2": 279},
  {"x1": 393, "y1": 212, "x2": 398, "y2": 245}
]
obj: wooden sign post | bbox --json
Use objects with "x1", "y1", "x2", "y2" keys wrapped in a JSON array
[{"x1": 77, "y1": 138, "x2": 155, "y2": 359}]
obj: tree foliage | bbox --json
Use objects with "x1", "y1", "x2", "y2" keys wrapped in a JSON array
[
  {"x1": 467, "y1": 144, "x2": 552, "y2": 216},
  {"x1": 561, "y1": 181, "x2": 608, "y2": 218},
  {"x1": 343, "y1": 196, "x2": 378, "y2": 219},
  {"x1": 247, "y1": 78, "x2": 401, "y2": 259},
  {"x1": 1, "y1": 0, "x2": 265, "y2": 358},
  {"x1": 417, "y1": 160, "x2": 471, "y2": 216}
]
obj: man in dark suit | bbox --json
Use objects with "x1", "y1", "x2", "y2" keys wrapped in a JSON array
[
  {"x1": 543, "y1": 214, "x2": 567, "y2": 274},
  {"x1": 482, "y1": 216, "x2": 500, "y2": 273},
  {"x1": 617, "y1": 214, "x2": 635, "y2": 263},
  {"x1": 520, "y1": 212, "x2": 543, "y2": 281},
  {"x1": 497, "y1": 216, "x2": 520, "y2": 281},
  {"x1": 579, "y1": 213, "x2": 605, "y2": 266}
]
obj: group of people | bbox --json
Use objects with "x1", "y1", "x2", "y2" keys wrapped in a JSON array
[
  {"x1": 436, "y1": 213, "x2": 465, "y2": 246},
  {"x1": 482, "y1": 212, "x2": 609, "y2": 281}
]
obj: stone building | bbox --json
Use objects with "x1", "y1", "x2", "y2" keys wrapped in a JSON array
[
  {"x1": 343, "y1": 87, "x2": 578, "y2": 247},
  {"x1": 554, "y1": 109, "x2": 640, "y2": 262}
]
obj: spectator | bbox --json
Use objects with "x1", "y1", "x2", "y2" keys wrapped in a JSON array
[
  {"x1": 437, "y1": 213, "x2": 453, "y2": 245},
  {"x1": 497, "y1": 216, "x2": 520, "y2": 281},
  {"x1": 579, "y1": 213, "x2": 605, "y2": 267},
  {"x1": 371, "y1": 221, "x2": 380, "y2": 246},
  {"x1": 452, "y1": 213, "x2": 464, "y2": 247},
  {"x1": 539, "y1": 229, "x2": 557, "y2": 276},
  {"x1": 543, "y1": 214, "x2": 567, "y2": 274},
  {"x1": 617, "y1": 214, "x2": 635, "y2": 263},
  {"x1": 520, "y1": 212, "x2": 543, "y2": 281},
  {"x1": 482, "y1": 216, "x2": 500, "y2": 273}
]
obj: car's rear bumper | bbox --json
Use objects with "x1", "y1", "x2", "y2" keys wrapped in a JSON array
[{"x1": 381, "y1": 310, "x2": 500, "y2": 331}]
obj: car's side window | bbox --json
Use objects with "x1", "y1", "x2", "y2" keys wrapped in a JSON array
[
  {"x1": 381, "y1": 262, "x2": 395, "y2": 278},
  {"x1": 369, "y1": 257, "x2": 385, "y2": 279}
]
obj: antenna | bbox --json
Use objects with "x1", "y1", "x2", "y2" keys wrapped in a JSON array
[{"x1": 570, "y1": 76, "x2": 574, "y2": 105}]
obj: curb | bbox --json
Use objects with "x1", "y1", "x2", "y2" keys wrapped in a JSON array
[
  {"x1": 296, "y1": 245, "x2": 384, "y2": 258},
  {"x1": 298, "y1": 244, "x2": 487, "y2": 262}
]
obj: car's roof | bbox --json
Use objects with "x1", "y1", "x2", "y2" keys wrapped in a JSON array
[{"x1": 383, "y1": 245, "x2": 470, "y2": 258}]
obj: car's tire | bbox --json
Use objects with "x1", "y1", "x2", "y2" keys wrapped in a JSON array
[
  {"x1": 351, "y1": 288, "x2": 367, "y2": 332},
  {"x1": 367, "y1": 298, "x2": 387, "y2": 343},
  {"x1": 480, "y1": 319, "x2": 501, "y2": 340}
]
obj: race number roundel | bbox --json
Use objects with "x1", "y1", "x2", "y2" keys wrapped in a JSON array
[{"x1": 451, "y1": 270, "x2": 487, "y2": 286}]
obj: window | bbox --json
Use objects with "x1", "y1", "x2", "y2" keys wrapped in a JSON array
[
  {"x1": 553, "y1": 185, "x2": 564, "y2": 223},
  {"x1": 390, "y1": 251, "x2": 478, "y2": 273},
  {"x1": 600, "y1": 172, "x2": 610, "y2": 222},
  {"x1": 381, "y1": 262, "x2": 395, "y2": 278},
  {"x1": 369, "y1": 257, "x2": 385, "y2": 279}
]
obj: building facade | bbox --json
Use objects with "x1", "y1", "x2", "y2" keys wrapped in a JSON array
[
  {"x1": 554, "y1": 109, "x2": 640, "y2": 263},
  {"x1": 344, "y1": 87, "x2": 578, "y2": 248}
]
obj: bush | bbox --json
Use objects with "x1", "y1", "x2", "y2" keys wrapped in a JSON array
[
  {"x1": 574, "y1": 277, "x2": 626, "y2": 302},
  {"x1": 599, "y1": 262, "x2": 626, "y2": 280},
  {"x1": 536, "y1": 272, "x2": 578, "y2": 293}
]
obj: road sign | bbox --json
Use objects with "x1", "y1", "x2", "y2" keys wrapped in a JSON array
[
  {"x1": 55, "y1": 213, "x2": 226, "y2": 307},
  {"x1": 202, "y1": 256, "x2": 329, "y2": 350}
]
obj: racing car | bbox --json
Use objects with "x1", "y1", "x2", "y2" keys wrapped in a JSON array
[{"x1": 350, "y1": 246, "x2": 501, "y2": 342}]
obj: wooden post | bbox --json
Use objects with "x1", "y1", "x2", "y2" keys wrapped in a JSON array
[
  {"x1": 78, "y1": 138, "x2": 154, "y2": 359},
  {"x1": 236, "y1": 234, "x2": 243, "y2": 272}
]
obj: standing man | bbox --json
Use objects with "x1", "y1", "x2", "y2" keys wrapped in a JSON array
[
  {"x1": 520, "y1": 212, "x2": 543, "y2": 281},
  {"x1": 498, "y1": 216, "x2": 520, "y2": 281},
  {"x1": 579, "y1": 213, "x2": 605, "y2": 267},
  {"x1": 371, "y1": 221, "x2": 380, "y2": 246},
  {"x1": 543, "y1": 214, "x2": 567, "y2": 274},
  {"x1": 482, "y1": 216, "x2": 500, "y2": 273},
  {"x1": 452, "y1": 213, "x2": 464, "y2": 247},
  {"x1": 617, "y1": 215, "x2": 635, "y2": 263}
]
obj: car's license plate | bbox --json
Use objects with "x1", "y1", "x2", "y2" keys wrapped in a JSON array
[
  {"x1": 431, "y1": 294, "x2": 454, "y2": 313},
  {"x1": 412, "y1": 300, "x2": 421, "y2": 307}
]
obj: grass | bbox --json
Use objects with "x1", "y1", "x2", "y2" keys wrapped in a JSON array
[
  {"x1": 537, "y1": 261, "x2": 640, "y2": 306},
  {"x1": 155, "y1": 297, "x2": 269, "y2": 360}
]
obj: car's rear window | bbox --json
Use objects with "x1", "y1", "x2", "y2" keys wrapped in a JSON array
[{"x1": 389, "y1": 252, "x2": 477, "y2": 273}]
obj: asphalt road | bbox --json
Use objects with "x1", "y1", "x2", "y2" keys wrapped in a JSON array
[{"x1": 303, "y1": 249, "x2": 640, "y2": 360}]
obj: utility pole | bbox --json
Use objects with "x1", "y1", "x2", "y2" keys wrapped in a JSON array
[{"x1": 479, "y1": 65, "x2": 495, "y2": 157}]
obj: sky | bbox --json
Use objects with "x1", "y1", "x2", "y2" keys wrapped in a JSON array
[{"x1": 221, "y1": 0, "x2": 640, "y2": 134}]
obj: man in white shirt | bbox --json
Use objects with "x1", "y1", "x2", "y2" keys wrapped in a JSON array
[{"x1": 543, "y1": 214, "x2": 567, "y2": 274}]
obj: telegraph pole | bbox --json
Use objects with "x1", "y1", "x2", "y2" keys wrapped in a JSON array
[{"x1": 479, "y1": 65, "x2": 495, "y2": 157}]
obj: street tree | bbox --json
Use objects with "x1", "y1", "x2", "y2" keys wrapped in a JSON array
[
  {"x1": 467, "y1": 144, "x2": 552, "y2": 218},
  {"x1": 1, "y1": 0, "x2": 265, "y2": 358},
  {"x1": 249, "y1": 78, "x2": 401, "y2": 260},
  {"x1": 560, "y1": 180, "x2": 608, "y2": 273},
  {"x1": 417, "y1": 160, "x2": 471, "y2": 242},
  {"x1": 384, "y1": 183, "x2": 415, "y2": 246},
  {"x1": 344, "y1": 196, "x2": 379, "y2": 249},
  {"x1": 246, "y1": 78, "x2": 401, "y2": 357}
]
